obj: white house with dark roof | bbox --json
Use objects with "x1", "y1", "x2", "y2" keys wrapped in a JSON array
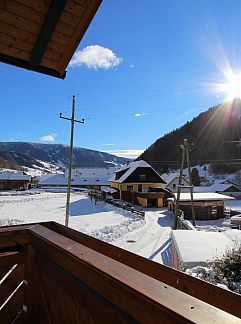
[
  {"x1": 110, "y1": 160, "x2": 168, "y2": 207},
  {"x1": 162, "y1": 172, "x2": 189, "y2": 193}
]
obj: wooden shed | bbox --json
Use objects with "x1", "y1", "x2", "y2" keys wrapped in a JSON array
[
  {"x1": 0, "y1": 172, "x2": 31, "y2": 190},
  {"x1": 0, "y1": 0, "x2": 102, "y2": 78},
  {"x1": 168, "y1": 192, "x2": 234, "y2": 220}
]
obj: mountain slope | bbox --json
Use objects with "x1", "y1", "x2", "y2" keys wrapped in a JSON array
[
  {"x1": 0, "y1": 142, "x2": 129, "y2": 171},
  {"x1": 140, "y1": 99, "x2": 241, "y2": 173}
]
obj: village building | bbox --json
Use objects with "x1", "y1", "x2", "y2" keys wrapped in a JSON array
[
  {"x1": 172, "y1": 229, "x2": 241, "y2": 270},
  {"x1": 110, "y1": 160, "x2": 168, "y2": 207},
  {"x1": 39, "y1": 167, "x2": 117, "y2": 190},
  {"x1": 162, "y1": 172, "x2": 190, "y2": 193},
  {"x1": 0, "y1": 171, "x2": 31, "y2": 190},
  {"x1": 194, "y1": 179, "x2": 241, "y2": 198},
  {"x1": 168, "y1": 192, "x2": 234, "y2": 220}
]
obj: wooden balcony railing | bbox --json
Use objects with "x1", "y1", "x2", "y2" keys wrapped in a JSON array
[{"x1": 0, "y1": 222, "x2": 240, "y2": 323}]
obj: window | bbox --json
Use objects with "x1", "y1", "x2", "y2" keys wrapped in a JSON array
[
  {"x1": 173, "y1": 183, "x2": 176, "y2": 189},
  {"x1": 127, "y1": 185, "x2": 133, "y2": 192},
  {"x1": 139, "y1": 174, "x2": 146, "y2": 180}
]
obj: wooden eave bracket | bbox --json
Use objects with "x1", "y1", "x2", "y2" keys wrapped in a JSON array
[{"x1": 30, "y1": 0, "x2": 67, "y2": 68}]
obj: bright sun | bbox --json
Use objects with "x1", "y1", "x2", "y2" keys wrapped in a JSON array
[{"x1": 223, "y1": 73, "x2": 241, "y2": 100}]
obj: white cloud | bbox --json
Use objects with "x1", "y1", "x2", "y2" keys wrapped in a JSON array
[
  {"x1": 105, "y1": 150, "x2": 144, "y2": 159},
  {"x1": 134, "y1": 112, "x2": 148, "y2": 117},
  {"x1": 39, "y1": 134, "x2": 57, "y2": 142},
  {"x1": 105, "y1": 143, "x2": 115, "y2": 146},
  {"x1": 69, "y1": 45, "x2": 123, "y2": 70}
]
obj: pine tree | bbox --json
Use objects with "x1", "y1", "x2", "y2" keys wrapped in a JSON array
[{"x1": 191, "y1": 167, "x2": 200, "y2": 186}]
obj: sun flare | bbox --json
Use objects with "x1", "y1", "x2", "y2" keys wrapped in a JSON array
[{"x1": 222, "y1": 73, "x2": 241, "y2": 100}]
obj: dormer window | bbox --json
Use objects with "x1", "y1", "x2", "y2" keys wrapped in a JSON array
[{"x1": 139, "y1": 174, "x2": 146, "y2": 180}]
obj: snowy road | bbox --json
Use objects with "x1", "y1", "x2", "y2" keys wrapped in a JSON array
[{"x1": 113, "y1": 208, "x2": 173, "y2": 265}]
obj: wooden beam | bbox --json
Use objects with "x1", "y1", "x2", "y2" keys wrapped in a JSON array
[
  {"x1": 30, "y1": 0, "x2": 67, "y2": 67},
  {"x1": 0, "y1": 52, "x2": 66, "y2": 79}
]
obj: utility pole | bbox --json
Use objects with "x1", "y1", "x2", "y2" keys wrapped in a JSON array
[
  {"x1": 60, "y1": 95, "x2": 84, "y2": 227},
  {"x1": 173, "y1": 139, "x2": 196, "y2": 229}
]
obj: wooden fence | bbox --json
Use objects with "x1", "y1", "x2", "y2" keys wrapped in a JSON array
[{"x1": 0, "y1": 222, "x2": 240, "y2": 323}]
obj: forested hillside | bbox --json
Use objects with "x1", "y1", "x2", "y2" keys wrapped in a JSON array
[{"x1": 140, "y1": 99, "x2": 241, "y2": 173}]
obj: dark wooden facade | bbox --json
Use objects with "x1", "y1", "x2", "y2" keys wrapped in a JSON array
[
  {"x1": 179, "y1": 201, "x2": 225, "y2": 220},
  {"x1": 0, "y1": 179, "x2": 30, "y2": 190},
  {"x1": 0, "y1": 222, "x2": 240, "y2": 323},
  {"x1": 123, "y1": 167, "x2": 166, "y2": 184}
]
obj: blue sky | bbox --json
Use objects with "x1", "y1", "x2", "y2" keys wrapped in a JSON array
[{"x1": 1, "y1": 0, "x2": 241, "y2": 158}]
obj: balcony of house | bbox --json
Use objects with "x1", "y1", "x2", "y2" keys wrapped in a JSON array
[{"x1": 0, "y1": 222, "x2": 240, "y2": 323}]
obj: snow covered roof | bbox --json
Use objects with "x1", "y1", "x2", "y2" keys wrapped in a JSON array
[
  {"x1": 113, "y1": 160, "x2": 165, "y2": 183},
  {"x1": 162, "y1": 172, "x2": 188, "y2": 185},
  {"x1": 172, "y1": 230, "x2": 233, "y2": 268},
  {"x1": 0, "y1": 171, "x2": 31, "y2": 181},
  {"x1": 39, "y1": 174, "x2": 111, "y2": 186},
  {"x1": 174, "y1": 192, "x2": 234, "y2": 201},
  {"x1": 194, "y1": 182, "x2": 241, "y2": 193},
  {"x1": 100, "y1": 186, "x2": 117, "y2": 193}
]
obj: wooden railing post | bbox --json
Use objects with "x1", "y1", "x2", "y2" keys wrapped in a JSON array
[{"x1": 24, "y1": 244, "x2": 40, "y2": 323}]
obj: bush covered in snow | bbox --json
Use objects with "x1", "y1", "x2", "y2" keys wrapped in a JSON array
[{"x1": 186, "y1": 244, "x2": 241, "y2": 294}]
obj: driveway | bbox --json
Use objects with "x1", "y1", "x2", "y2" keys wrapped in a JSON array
[{"x1": 113, "y1": 208, "x2": 173, "y2": 265}]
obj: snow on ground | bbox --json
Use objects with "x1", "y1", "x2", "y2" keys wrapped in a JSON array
[
  {"x1": 196, "y1": 218, "x2": 231, "y2": 232},
  {"x1": 0, "y1": 191, "x2": 145, "y2": 243},
  {"x1": 113, "y1": 209, "x2": 173, "y2": 265},
  {"x1": 0, "y1": 190, "x2": 173, "y2": 265}
]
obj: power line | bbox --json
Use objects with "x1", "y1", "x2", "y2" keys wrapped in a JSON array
[
  {"x1": 84, "y1": 103, "x2": 217, "y2": 121},
  {"x1": 74, "y1": 59, "x2": 216, "y2": 97},
  {"x1": 79, "y1": 85, "x2": 209, "y2": 112}
]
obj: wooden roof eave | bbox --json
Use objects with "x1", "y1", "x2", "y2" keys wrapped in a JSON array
[{"x1": 0, "y1": 0, "x2": 103, "y2": 79}]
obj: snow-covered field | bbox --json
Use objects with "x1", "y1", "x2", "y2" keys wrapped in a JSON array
[
  {"x1": 0, "y1": 190, "x2": 174, "y2": 265},
  {"x1": 0, "y1": 191, "x2": 145, "y2": 242}
]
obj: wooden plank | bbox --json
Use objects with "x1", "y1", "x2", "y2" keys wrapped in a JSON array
[
  {"x1": 29, "y1": 225, "x2": 240, "y2": 322},
  {"x1": 58, "y1": 0, "x2": 102, "y2": 74},
  {"x1": 0, "y1": 31, "x2": 63, "y2": 61},
  {"x1": 54, "y1": 20, "x2": 75, "y2": 37},
  {"x1": 43, "y1": 221, "x2": 241, "y2": 319},
  {"x1": 0, "y1": 43, "x2": 29, "y2": 61},
  {"x1": 0, "y1": 9, "x2": 41, "y2": 35},
  {"x1": 16, "y1": 0, "x2": 89, "y2": 16},
  {"x1": 59, "y1": 6, "x2": 86, "y2": 28},
  {"x1": 24, "y1": 245, "x2": 40, "y2": 323},
  {"x1": 0, "y1": 264, "x2": 24, "y2": 307},
  {"x1": 37, "y1": 253, "x2": 134, "y2": 323},
  {"x1": 14, "y1": 0, "x2": 50, "y2": 15},
  {"x1": 0, "y1": 283, "x2": 24, "y2": 324},
  {"x1": 5, "y1": 1, "x2": 46, "y2": 26},
  {"x1": 0, "y1": 252, "x2": 26, "y2": 268},
  {"x1": 0, "y1": 22, "x2": 66, "y2": 54},
  {"x1": 0, "y1": 20, "x2": 37, "y2": 44}
]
